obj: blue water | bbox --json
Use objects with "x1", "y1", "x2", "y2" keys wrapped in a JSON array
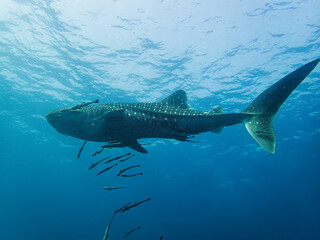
[{"x1": 1, "y1": 0, "x2": 320, "y2": 239}]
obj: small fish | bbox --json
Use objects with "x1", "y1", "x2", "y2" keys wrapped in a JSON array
[
  {"x1": 101, "y1": 143, "x2": 125, "y2": 149},
  {"x1": 103, "y1": 212, "x2": 115, "y2": 240},
  {"x1": 117, "y1": 165, "x2": 141, "y2": 176},
  {"x1": 96, "y1": 163, "x2": 118, "y2": 176},
  {"x1": 122, "y1": 226, "x2": 141, "y2": 238},
  {"x1": 118, "y1": 154, "x2": 135, "y2": 162},
  {"x1": 70, "y1": 99, "x2": 99, "y2": 110},
  {"x1": 77, "y1": 140, "x2": 87, "y2": 159},
  {"x1": 120, "y1": 172, "x2": 143, "y2": 178},
  {"x1": 101, "y1": 156, "x2": 112, "y2": 161},
  {"x1": 104, "y1": 186, "x2": 127, "y2": 191},
  {"x1": 104, "y1": 153, "x2": 131, "y2": 164},
  {"x1": 88, "y1": 156, "x2": 110, "y2": 170},
  {"x1": 114, "y1": 202, "x2": 131, "y2": 214},
  {"x1": 121, "y1": 197, "x2": 151, "y2": 213},
  {"x1": 92, "y1": 147, "x2": 104, "y2": 156}
]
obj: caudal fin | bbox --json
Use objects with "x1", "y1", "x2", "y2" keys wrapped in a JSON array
[{"x1": 243, "y1": 59, "x2": 320, "y2": 153}]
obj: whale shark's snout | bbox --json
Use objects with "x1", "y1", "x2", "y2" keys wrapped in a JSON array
[
  {"x1": 45, "y1": 109, "x2": 63, "y2": 127},
  {"x1": 45, "y1": 108, "x2": 77, "y2": 136},
  {"x1": 45, "y1": 106, "x2": 87, "y2": 138}
]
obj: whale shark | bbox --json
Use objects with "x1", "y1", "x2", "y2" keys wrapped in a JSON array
[{"x1": 46, "y1": 59, "x2": 319, "y2": 154}]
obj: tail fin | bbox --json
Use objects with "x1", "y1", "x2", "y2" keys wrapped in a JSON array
[{"x1": 243, "y1": 59, "x2": 320, "y2": 153}]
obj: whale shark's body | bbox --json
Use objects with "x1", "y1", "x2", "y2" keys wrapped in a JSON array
[{"x1": 46, "y1": 59, "x2": 319, "y2": 153}]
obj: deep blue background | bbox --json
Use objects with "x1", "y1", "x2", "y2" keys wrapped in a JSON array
[{"x1": 1, "y1": 0, "x2": 320, "y2": 239}]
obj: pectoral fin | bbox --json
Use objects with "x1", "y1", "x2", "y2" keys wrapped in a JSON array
[{"x1": 126, "y1": 140, "x2": 148, "y2": 153}]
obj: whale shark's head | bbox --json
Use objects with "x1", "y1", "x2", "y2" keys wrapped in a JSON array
[{"x1": 45, "y1": 108, "x2": 83, "y2": 136}]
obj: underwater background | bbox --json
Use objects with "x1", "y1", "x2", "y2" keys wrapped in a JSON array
[{"x1": 1, "y1": 0, "x2": 320, "y2": 239}]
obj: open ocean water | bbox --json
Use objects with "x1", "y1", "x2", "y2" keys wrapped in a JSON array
[{"x1": 1, "y1": 0, "x2": 320, "y2": 240}]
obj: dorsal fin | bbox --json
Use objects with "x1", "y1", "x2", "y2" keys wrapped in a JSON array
[{"x1": 159, "y1": 90, "x2": 189, "y2": 109}]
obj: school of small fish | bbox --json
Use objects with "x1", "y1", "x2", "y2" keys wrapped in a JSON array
[{"x1": 78, "y1": 142, "x2": 163, "y2": 239}]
